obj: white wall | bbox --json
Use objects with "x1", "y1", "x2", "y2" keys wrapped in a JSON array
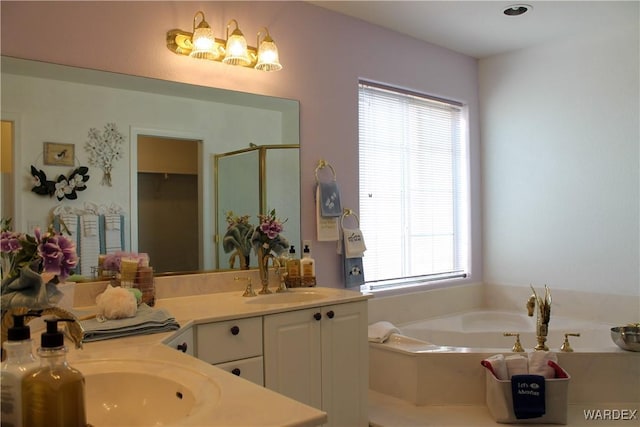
[{"x1": 479, "y1": 25, "x2": 639, "y2": 296}]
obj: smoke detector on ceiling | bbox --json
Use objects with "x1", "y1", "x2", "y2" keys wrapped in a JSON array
[{"x1": 503, "y1": 4, "x2": 532, "y2": 16}]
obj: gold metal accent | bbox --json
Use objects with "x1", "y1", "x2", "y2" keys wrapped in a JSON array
[
  {"x1": 315, "y1": 159, "x2": 337, "y2": 182},
  {"x1": 503, "y1": 332, "x2": 525, "y2": 352},
  {"x1": 257, "y1": 247, "x2": 274, "y2": 294},
  {"x1": 167, "y1": 29, "x2": 257, "y2": 65},
  {"x1": 213, "y1": 144, "x2": 299, "y2": 270},
  {"x1": 527, "y1": 284, "x2": 552, "y2": 351},
  {"x1": 341, "y1": 208, "x2": 360, "y2": 229},
  {"x1": 560, "y1": 333, "x2": 580, "y2": 352},
  {"x1": 235, "y1": 276, "x2": 256, "y2": 297},
  {"x1": 166, "y1": 11, "x2": 280, "y2": 70},
  {"x1": 275, "y1": 256, "x2": 288, "y2": 293}
]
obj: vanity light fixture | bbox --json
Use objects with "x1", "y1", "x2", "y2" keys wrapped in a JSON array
[
  {"x1": 190, "y1": 11, "x2": 218, "y2": 60},
  {"x1": 166, "y1": 10, "x2": 282, "y2": 71},
  {"x1": 256, "y1": 28, "x2": 282, "y2": 72},
  {"x1": 223, "y1": 19, "x2": 251, "y2": 66}
]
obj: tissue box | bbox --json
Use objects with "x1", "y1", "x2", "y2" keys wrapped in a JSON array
[{"x1": 485, "y1": 369, "x2": 570, "y2": 424}]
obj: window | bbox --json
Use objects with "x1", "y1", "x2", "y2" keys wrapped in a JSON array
[{"x1": 358, "y1": 81, "x2": 470, "y2": 291}]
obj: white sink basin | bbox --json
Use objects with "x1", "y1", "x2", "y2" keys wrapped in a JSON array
[
  {"x1": 76, "y1": 359, "x2": 220, "y2": 426},
  {"x1": 245, "y1": 290, "x2": 328, "y2": 305}
]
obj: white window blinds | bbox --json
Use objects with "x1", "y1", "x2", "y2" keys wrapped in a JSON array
[{"x1": 358, "y1": 81, "x2": 470, "y2": 290}]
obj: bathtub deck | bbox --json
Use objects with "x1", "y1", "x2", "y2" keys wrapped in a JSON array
[{"x1": 369, "y1": 390, "x2": 639, "y2": 426}]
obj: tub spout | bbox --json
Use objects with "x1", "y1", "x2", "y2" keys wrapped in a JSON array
[{"x1": 527, "y1": 284, "x2": 552, "y2": 351}]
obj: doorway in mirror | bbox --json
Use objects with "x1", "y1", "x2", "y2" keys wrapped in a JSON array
[{"x1": 137, "y1": 135, "x2": 200, "y2": 273}]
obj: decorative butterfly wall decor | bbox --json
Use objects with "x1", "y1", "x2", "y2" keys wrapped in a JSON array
[{"x1": 30, "y1": 165, "x2": 90, "y2": 201}]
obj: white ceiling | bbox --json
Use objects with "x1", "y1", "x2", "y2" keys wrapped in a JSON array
[{"x1": 310, "y1": 1, "x2": 639, "y2": 59}]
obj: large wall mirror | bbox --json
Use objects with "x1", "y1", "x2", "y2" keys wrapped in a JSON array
[{"x1": 0, "y1": 56, "x2": 300, "y2": 276}]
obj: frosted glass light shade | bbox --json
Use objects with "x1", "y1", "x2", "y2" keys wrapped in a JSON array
[
  {"x1": 255, "y1": 39, "x2": 282, "y2": 71},
  {"x1": 223, "y1": 30, "x2": 251, "y2": 66},
  {"x1": 190, "y1": 26, "x2": 218, "y2": 60}
]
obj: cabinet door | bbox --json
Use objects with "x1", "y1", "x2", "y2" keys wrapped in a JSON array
[
  {"x1": 321, "y1": 301, "x2": 369, "y2": 427},
  {"x1": 263, "y1": 308, "x2": 322, "y2": 410}
]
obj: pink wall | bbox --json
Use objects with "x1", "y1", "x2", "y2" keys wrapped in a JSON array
[{"x1": 1, "y1": 1, "x2": 481, "y2": 288}]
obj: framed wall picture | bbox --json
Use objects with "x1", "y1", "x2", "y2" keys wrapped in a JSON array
[{"x1": 44, "y1": 142, "x2": 75, "y2": 166}]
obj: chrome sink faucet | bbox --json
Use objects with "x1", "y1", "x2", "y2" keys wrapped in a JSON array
[{"x1": 526, "y1": 284, "x2": 552, "y2": 351}]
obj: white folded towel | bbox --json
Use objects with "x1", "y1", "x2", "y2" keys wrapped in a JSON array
[
  {"x1": 83, "y1": 215, "x2": 98, "y2": 237},
  {"x1": 528, "y1": 350, "x2": 558, "y2": 379},
  {"x1": 104, "y1": 214, "x2": 123, "y2": 253},
  {"x1": 343, "y1": 227, "x2": 367, "y2": 258},
  {"x1": 368, "y1": 321, "x2": 401, "y2": 343},
  {"x1": 505, "y1": 354, "x2": 529, "y2": 378},
  {"x1": 484, "y1": 354, "x2": 508, "y2": 380},
  {"x1": 105, "y1": 213, "x2": 121, "y2": 231}
]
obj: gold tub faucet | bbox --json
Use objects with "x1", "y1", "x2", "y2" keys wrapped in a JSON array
[{"x1": 526, "y1": 284, "x2": 552, "y2": 351}]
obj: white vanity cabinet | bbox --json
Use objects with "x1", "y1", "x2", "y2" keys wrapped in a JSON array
[
  {"x1": 195, "y1": 317, "x2": 264, "y2": 386},
  {"x1": 263, "y1": 301, "x2": 369, "y2": 427}
]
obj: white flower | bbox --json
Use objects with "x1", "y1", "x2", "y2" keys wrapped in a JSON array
[{"x1": 55, "y1": 180, "x2": 68, "y2": 199}]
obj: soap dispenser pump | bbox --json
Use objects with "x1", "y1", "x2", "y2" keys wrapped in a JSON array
[
  {"x1": 1, "y1": 312, "x2": 41, "y2": 427},
  {"x1": 22, "y1": 317, "x2": 87, "y2": 427}
]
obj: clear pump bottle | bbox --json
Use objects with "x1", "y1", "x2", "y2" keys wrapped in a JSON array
[
  {"x1": 286, "y1": 245, "x2": 301, "y2": 287},
  {"x1": 300, "y1": 244, "x2": 316, "y2": 287},
  {"x1": 22, "y1": 318, "x2": 87, "y2": 427},
  {"x1": 1, "y1": 313, "x2": 40, "y2": 427}
]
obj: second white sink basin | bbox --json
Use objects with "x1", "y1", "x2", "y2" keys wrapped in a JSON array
[
  {"x1": 76, "y1": 358, "x2": 220, "y2": 426},
  {"x1": 245, "y1": 289, "x2": 328, "y2": 305}
]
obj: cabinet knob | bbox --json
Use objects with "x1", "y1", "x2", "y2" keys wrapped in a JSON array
[
  {"x1": 231, "y1": 368, "x2": 241, "y2": 376},
  {"x1": 230, "y1": 325, "x2": 240, "y2": 335},
  {"x1": 313, "y1": 312, "x2": 321, "y2": 321},
  {"x1": 176, "y1": 342, "x2": 188, "y2": 353},
  {"x1": 326, "y1": 310, "x2": 335, "y2": 319}
]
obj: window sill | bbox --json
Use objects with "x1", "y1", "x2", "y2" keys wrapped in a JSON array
[{"x1": 361, "y1": 276, "x2": 475, "y2": 298}]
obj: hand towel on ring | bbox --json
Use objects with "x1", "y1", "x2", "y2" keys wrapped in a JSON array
[{"x1": 343, "y1": 227, "x2": 366, "y2": 258}]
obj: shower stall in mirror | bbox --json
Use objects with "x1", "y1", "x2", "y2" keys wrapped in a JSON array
[{"x1": 214, "y1": 144, "x2": 300, "y2": 270}]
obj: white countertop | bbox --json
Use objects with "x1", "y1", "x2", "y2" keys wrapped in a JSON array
[
  {"x1": 154, "y1": 285, "x2": 370, "y2": 324},
  {"x1": 66, "y1": 286, "x2": 372, "y2": 426}
]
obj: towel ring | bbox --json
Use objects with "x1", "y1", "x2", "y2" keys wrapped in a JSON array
[
  {"x1": 341, "y1": 208, "x2": 360, "y2": 229},
  {"x1": 315, "y1": 159, "x2": 337, "y2": 183}
]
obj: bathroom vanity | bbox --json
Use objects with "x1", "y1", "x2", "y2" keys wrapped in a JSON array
[{"x1": 68, "y1": 279, "x2": 371, "y2": 426}]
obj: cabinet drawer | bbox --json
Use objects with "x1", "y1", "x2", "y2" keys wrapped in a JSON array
[
  {"x1": 216, "y1": 356, "x2": 264, "y2": 386},
  {"x1": 196, "y1": 317, "x2": 262, "y2": 364},
  {"x1": 164, "y1": 327, "x2": 194, "y2": 356}
]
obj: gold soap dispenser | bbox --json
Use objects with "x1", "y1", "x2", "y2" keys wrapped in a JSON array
[{"x1": 22, "y1": 318, "x2": 87, "y2": 427}]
